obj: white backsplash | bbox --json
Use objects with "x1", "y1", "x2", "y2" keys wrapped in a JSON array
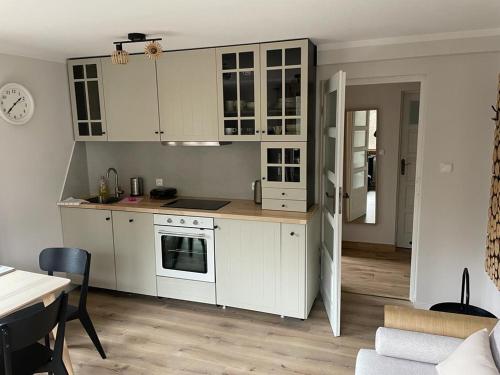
[{"x1": 83, "y1": 141, "x2": 261, "y2": 200}]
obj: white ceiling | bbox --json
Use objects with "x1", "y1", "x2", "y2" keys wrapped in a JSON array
[{"x1": 1, "y1": 0, "x2": 499, "y2": 62}]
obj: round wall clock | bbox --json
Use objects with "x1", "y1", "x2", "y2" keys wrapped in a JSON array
[{"x1": 0, "y1": 83, "x2": 35, "y2": 125}]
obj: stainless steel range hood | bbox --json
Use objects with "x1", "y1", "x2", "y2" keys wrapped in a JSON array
[{"x1": 161, "y1": 141, "x2": 232, "y2": 146}]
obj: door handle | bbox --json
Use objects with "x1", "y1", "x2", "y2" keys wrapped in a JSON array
[
  {"x1": 401, "y1": 158, "x2": 406, "y2": 175},
  {"x1": 338, "y1": 187, "x2": 342, "y2": 215},
  {"x1": 343, "y1": 192, "x2": 350, "y2": 199}
]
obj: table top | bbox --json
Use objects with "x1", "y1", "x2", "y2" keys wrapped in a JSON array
[{"x1": 0, "y1": 270, "x2": 70, "y2": 318}]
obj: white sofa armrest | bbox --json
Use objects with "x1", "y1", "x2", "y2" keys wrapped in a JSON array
[{"x1": 376, "y1": 327, "x2": 463, "y2": 364}]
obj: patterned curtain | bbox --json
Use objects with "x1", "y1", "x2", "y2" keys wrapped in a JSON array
[{"x1": 486, "y1": 74, "x2": 500, "y2": 291}]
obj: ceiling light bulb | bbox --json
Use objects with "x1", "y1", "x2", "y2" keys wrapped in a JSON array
[
  {"x1": 111, "y1": 44, "x2": 129, "y2": 65},
  {"x1": 145, "y1": 40, "x2": 162, "y2": 60}
]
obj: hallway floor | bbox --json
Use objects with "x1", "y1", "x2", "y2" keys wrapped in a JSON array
[{"x1": 342, "y1": 246, "x2": 411, "y2": 300}]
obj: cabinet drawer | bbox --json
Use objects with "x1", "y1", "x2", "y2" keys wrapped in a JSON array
[
  {"x1": 262, "y1": 188, "x2": 306, "y2": 201},
  {"x1": 262, "y1": 199, "x2": 307, "y2": 212}
]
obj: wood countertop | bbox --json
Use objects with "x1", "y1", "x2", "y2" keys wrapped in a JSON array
[{"x1": 60, "y1": 197, "x2": 318, "y2": 225}]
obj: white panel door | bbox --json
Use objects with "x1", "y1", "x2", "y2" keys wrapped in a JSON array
[
  {"x1": 60, "y1": 208, "x2": 116, "y2": 290},
  {"x1": 397, "y1": 91, "x2": 420, "y2": 248},
  {"x1": 113, "y1": 211, "x2": 157, "y2": 296},
  {"x1": 102, "y1": 55, "x2": 160, "y2": 141},
  {"x1": 214, "y1": 218, "x2": 281, "y2": 314},
  {"x1": 345, "y1": 110, "x2": 369, "y2": 221},
  {"x1": 320, "y1": 71, "x2": 346, "y2": 337},
  {"x1": 157, "y1": 48, "x2": 219, "y2": 141}
]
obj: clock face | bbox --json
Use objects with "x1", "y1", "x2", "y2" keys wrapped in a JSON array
[{"x1": 0, "y1": 83, "x2": 35, "y2": 125}]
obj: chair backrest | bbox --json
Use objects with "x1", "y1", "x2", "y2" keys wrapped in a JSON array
[
  {"x1": 0, "y1": 292, "x2": 68, "y2": 373},
  {"x1": 39, "y1": 247, "x2": 91, "y2": 309},
  {"x1": 39, "y1": 247, "x2": 89, "y2": 276}
]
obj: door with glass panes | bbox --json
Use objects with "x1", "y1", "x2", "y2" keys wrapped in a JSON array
[
  {"x1": 320, "y1": 71, "x2": 346, "y2": 337},
  {"x1": 260, "y1": 40, "x2": 308, "y2": 141},
  {"x1": 67, "y1": 58, "x2": 107, "y2": 141},
  {"x1": 217, "y1": 45, "x2": 261, "y2": 140},
  {"x1": 261, "y1": 142, "x2": 306, "y2": 189}
]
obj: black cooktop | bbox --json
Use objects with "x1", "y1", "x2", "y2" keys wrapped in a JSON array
[{"x1": 162, "y1": 199, "x2": 231, "y2": 211}]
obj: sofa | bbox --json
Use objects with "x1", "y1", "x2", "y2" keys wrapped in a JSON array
[{"x1": 355, "y1": 305, "x2": 499, "y2": 375}]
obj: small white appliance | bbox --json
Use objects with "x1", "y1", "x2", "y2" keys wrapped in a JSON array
[{"x1": 154, "y1": 214, "x2": 215, "y2": 283}]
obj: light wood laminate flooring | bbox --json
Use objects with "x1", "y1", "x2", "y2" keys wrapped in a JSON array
[
  {"x1": 66, "y1": 290, "x2": 409, "y2": 374},
  {"x1": 342, "y1": 247, "x2": 411, "y2": 300}
]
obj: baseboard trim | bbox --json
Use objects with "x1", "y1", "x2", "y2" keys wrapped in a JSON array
[{"x1": 342, "y1": 241, "x2": 396, "y2": 252}]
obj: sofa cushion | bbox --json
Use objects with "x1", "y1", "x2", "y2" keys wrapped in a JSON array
[
  {"x1": 436, "y1": 329, "x2": 499, "y2": 375},
  {"x1": 490, "y1": 322, "x2": 500, "y2": 369},
  {"x1": 355, "y1": 349, "x2": 437, "y2": 375},
  {"x1": 375, "y1": 327, "x2": 462, "y2": 364}
]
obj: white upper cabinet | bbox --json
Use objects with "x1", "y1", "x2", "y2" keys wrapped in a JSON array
[
  {"x1": 157, "y1": 48, "x2": 219, "y2": 141},
  {"x1": 216, "y1": 44, "x2": 261, "y2": 141},
  {"x1": 260, "y1": 40, "x2": 309, "y2": 141},
  {"x1": 261, "y1": 142, "x2": 307, "y2": 189},
  {"x1": 102, "y1": 55, "x2": 160, "y2": 141},
  {"x1": 67, "y1": 58, "x2": 107, "y2": 141}
]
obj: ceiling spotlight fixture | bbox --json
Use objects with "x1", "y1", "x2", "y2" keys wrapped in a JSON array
[
  {"x1": 145, "y1": 40, "x2": 163, "y2": 60},
  {"x1": 111, "y1": 33, "x2": 163, "y2": 65},
  {"x1": 111, "y1": 43, "x2": 129, "y2": 65}
]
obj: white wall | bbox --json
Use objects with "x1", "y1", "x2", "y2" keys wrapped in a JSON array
[
  {"x1": 343, "y1": 82, "x2": 419, "y2": 245},
  {"x1": 0, "y1": 54, "x2": 73, "y2": 271},
  {"x1": 318, "y1": 51, "x2": 500, "y2": 315},
  {"x1": 83, "y1": 141, "x2": 260, "y2": 200}
]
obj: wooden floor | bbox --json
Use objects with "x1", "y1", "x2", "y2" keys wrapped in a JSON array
[
  {"x1": 342, "y1": 247, "x2": 411, "y2": 300},
  {"x1": 66, "y1": 290, "x2": 408, "y2": 374}
]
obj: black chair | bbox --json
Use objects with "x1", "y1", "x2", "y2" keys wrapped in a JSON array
[
  {"x1": 39, "y1": 248, "x2": 106, "y2": 359},
  {"x1": 0, "y1": 292, "x2": 68, "y2": 375}
]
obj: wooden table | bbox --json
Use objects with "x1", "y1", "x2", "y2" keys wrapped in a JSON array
[{"x1": 0, "y1": 270, "x2": 74, "y2": 374}]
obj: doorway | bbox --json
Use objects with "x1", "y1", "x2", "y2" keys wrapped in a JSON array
[{"x1": 340, "y1": 82, "x2": 421, "y2": 300}]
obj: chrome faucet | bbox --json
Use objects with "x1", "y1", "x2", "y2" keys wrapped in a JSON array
[{"x1": 106, "y1": 167, "x2": 124, "y2": 198}]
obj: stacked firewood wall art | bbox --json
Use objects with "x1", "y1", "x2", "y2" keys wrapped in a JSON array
[{"x1": 486, "y1": 74, "x2": 500, "y2": 291}]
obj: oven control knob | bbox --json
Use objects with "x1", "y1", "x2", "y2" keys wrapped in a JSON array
[
  {"x1": 193, "y1": 220, "x2": 199, "y2": 225},
  {"x1": 167, "y1": 218, "x2": 173, "y2": 223},
  {"x1": 180, "y1": 219, "x2": 185, "y2": 224}
]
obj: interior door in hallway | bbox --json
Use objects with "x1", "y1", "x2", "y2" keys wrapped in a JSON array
[
  {"x1": 396, "y1": 91, "x2": 420, "y2": 248},
  {"x1": 320, "y1": 70, "x2": 346, "y2": 337}
]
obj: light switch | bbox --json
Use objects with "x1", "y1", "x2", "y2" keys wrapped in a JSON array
[
  {"x1": 156, "y1": 178, "x2": 164, "y2": 186},
  {"x1": 439, "y1": 162, "x2": 453, "y2": 173}
]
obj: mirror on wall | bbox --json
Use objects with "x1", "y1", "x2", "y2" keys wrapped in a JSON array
[{"x1": 344, "y1": 109, "x2": 377, "y2": 224}]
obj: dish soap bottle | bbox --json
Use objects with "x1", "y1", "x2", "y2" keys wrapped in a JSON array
[{"x1": 98, "y1": 176, "x2": 109, "y2": 203}]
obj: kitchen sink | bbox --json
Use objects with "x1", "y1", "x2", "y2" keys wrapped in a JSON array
[{"x1": 87, "y1": 196, "x2": 122, "y2": 204}]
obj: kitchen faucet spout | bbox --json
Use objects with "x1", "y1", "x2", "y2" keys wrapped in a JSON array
[{"x1": 106, "y1": 167, "x2": 124, "y2": 198}]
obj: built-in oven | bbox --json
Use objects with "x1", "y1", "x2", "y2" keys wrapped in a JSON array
[{"x1": 154, "y1": 214, "x2": 215, "y2": 283}]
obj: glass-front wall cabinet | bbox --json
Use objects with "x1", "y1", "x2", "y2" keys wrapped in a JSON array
[
  {"x1": 67, "y1": 58, "x2": 107, "y2": 141},
  {"x1": 216, "y1": 44, "x2": 261, "y2": 140},
  {"x1": 261, "y1": 40, "x2": 308, "y2": 141},
  {"x1": 261, "y1": 142, "x2": 306, "y2": 189}
]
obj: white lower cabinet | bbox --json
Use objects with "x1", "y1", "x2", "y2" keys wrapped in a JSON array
[
  {"x1": 215, "y1": 218, "x2": 281, "y2": 314},
  {"x1": 60, "y1": 208, "x2": 116, "y2": 290},
  {"x1": 280, "y1": 224, "x2": 306, "y2": 318},
  {"x1": 112, "y1": 211, "x2": 157, "y2": 296},
  {"x1": 215, "y1": 216, "x2": 320, "y2": 319}
]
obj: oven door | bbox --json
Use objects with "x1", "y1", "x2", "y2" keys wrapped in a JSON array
[{"x1": 154, "y1": 226, "x2": 215, "y2": 282}]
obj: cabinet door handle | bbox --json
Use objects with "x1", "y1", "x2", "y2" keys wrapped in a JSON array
[
  {"x1": 155, "y1": 131, "x2": 159, "y2": 134},
  {"x1": 129, "y1": 219, "x2": 134, "y2": 223},
  {"x1": 214, "y1": 225, "x2": 219, "y2": 229},
  {"x1": 290, "y1": 232, "x2": 295, "y2": 236},
  {"x1": 281, "y1": 204, "x2": 286, "y2": 208},
  {"x1": 281, "y1": 192, "x2": 286, "y2": 196},
  {"x1": 160, "y1": 131, "x2": 165, "y2": 134},
  {"x1": 262, "y1": 177, "x2": 266, "y2": 180},
  {"x1": 105, "y1": 217, "x2": 111, "y2": 221},
  {"x1": 262, "y1": 130, "x2": 266, "y2": 134}
]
